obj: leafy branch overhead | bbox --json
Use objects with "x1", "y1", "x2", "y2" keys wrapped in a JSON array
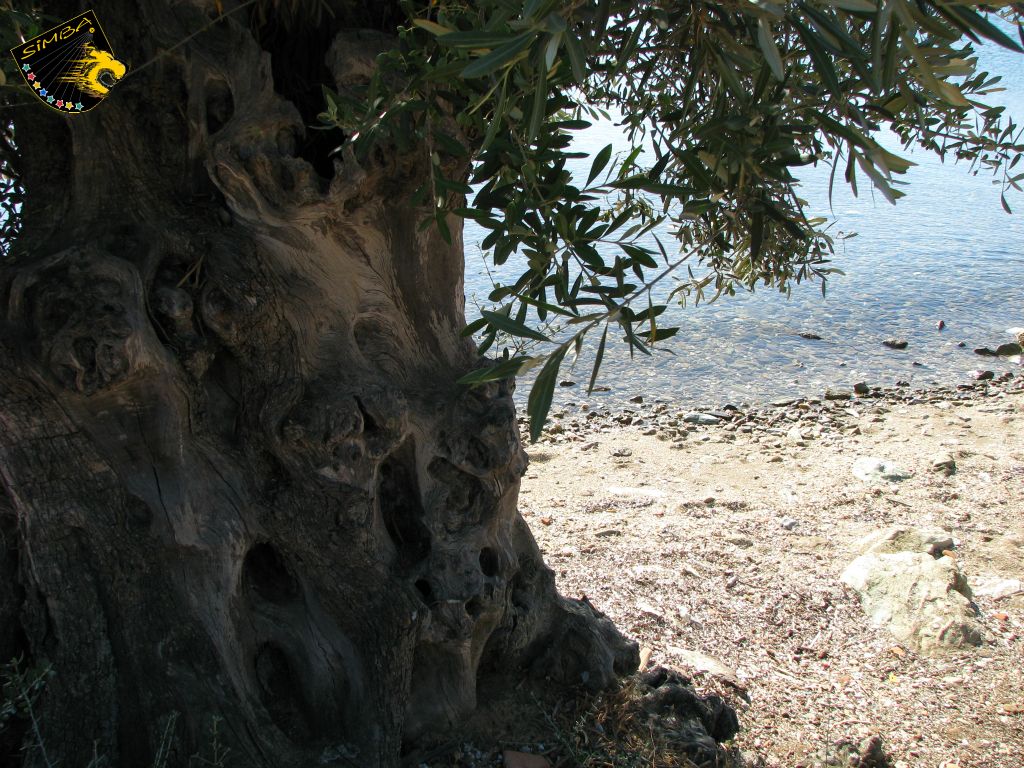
[{"x1": 321, "y1": 0, "x2": 1024, "y2": 441}]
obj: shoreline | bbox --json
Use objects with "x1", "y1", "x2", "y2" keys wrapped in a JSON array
[
  {"x1": 523, "y1": 367, "x2": 1022, "y2": 447},
  {"x1": 513, "y1": 373, "x2": 1023, "y2": 767}
]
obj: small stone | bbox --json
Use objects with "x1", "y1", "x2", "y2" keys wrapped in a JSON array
[
  {"x1": 503, "y1": 750, "x2": 551, "y2": 768},
  {"x1": 786, "y1": 425, "x2": 808, "y2": 445},
  {"x1": 883, "y1": 338, "x2": 909, "y2": 350},
  {"x1": 995, "y1": 342, "x2": 1023, "y2": 356},
  {"x1": 853, "y1": 381, "x2": 870, "y2": 395},
  {"x1": 852, "y1": 456, "x2": 913, "y2": 483},
  {"x1": 664, "y1": 647, "x2": 743, "y2": 690},
  {"x1": 683, "y1": 412, "x2": 722, "y2": 426},
  {"x1": 579, "y1": 441, "x2": 599, "y2": 451},
  {"x1": 771, "y1": 398, "x2": 797, "y2": 408},
  {"x1": 972, "y1": 577, "x2": 1023, "y2": 599},
  {"x1": 799, "y1": 332, "x2": 823, "y2": 340},
  {"x1": 610, "y1": 447, "x2": 632, "y2": 457},
  {"x1": 957, "y1": 341, "x2": 967, "y2": 347},
  {"x1": 629, "y1": 394, "x2": 644, "y2": 403},
  {"x1": 858, "y1": 735, "x2": 889, "y2": 768},
  {"x1": 637, "y1": 602, "x2": 664, "y2": 619},
  {"x1": 971, "y1": 370, "x2": 995, "y2": 381},
  {"x1": 974, "y1": 347, "x2": 997, "y2": 356},
  {"x1": 780, "y1": 516, "x2": 799, "y2": 531},
  {"x1": 825, "y1": 388, "x2": 852, "y2": 400},
  {"x1": 639, "y1": 646, "x2": 654, "y2": 669},
  {"x1": 559, "y1": 380, "x2": 577, "y2": 387},
  {"x1": 931, "y1": 453, "x2": 956, "y2": 475},
  {"x1": 724, "y1": 534, "x2": 754, "y2": 548}
]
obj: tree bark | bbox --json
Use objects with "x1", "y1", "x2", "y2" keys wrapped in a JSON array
[{"x1": 0, "y1": 2, "x2": 637, "y2": 765}]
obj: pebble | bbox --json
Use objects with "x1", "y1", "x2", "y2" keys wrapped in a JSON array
[
  {"x1": 824, "y1": 388, "x2": 852, "y2": 400},
  {"x1": 780, "y1": 516, "x2": 799, "y2": 530},
  {"x1": 786, "y1": 425, "x2": 808, "y2": 445},
  {"x1": 931, "y1": 453, "x2": 957, "y2": 475},
  {"x1": 683, "y1": 412, "x2": 722, "y2": 426},
  {"x1": 852, "y1": 456, "x2": 913, "y2": 483},
  {"x1": 503, "y1": 750, "x2": 551, "y2": 768},
  {"x1": 996, "y1": 342, "x2": 1023, "y2": 356},
  {"x1": 725, "y1": 535, "x2": 754, "y2": 548},
  {"x1": 853, "y1": 381, "x2": 871, "y2": 395},
  {"x1": 883, "y1": 338, "x2": 909, "y2": 350},
  {"x1": 971, "y1": 370, "x2": 995, "y2": 381}
]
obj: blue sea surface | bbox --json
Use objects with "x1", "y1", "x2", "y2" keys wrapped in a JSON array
[{"x1": 462, "y1": 41, "x2": 1024, "y2": 409}]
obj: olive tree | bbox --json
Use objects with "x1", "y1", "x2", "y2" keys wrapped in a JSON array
[{"x1": 0, "y1": 0, "x2": 1020, "y2": 765}]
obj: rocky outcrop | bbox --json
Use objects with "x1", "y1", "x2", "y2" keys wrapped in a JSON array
[{"x1": 841, "y1": 528, "x2": 984, "y2": 655}]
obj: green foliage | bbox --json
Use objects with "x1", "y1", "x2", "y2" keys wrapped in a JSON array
[{"x1": 323, "y1": 0, "x2": 1024, "y2": 440}]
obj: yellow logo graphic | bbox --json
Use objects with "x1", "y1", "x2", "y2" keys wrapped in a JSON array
[
  {"x1": 59, "y1": 45, "x2": 127, "y2": 98},
  {"x1": 9, "y1": 10, "x2": 126, "y2": 114}
]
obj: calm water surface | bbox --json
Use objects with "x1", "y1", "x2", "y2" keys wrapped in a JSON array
[{"x1": 463, "y1": 43, "x2": 1024, "y2": 409}]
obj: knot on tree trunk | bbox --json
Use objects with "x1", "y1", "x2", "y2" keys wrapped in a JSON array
[{"x1": 8, "y1": 249, "x2": 150, "y2": 394}]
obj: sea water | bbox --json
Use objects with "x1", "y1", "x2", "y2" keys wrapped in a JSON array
[{"x1": 462, "y1": 40, "x2": 1024, "y2": 409}]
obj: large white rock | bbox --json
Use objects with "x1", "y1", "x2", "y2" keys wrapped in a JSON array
[{"x1": 841, "y1": 551, "x2": 984, "y2": 655}]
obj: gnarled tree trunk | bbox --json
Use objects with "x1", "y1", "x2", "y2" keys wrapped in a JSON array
[{"x1": 0, "y1": 2, "x2": 638, "y2": 766}]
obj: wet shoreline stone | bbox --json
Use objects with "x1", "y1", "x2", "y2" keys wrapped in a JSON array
[{"x1": 524, "y1": 368, "x2": 1021, "y2": 445}]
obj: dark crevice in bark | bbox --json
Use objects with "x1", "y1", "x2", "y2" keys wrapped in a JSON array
[
  {"x1": 254, "y1": 642, "x2": 314, "y2": 742},
  {"x1": 253, "y1": 14, "x2": 340, "y2": 183},
  {"x1": 205, "y1": 77, "x2": 235, "y2": 135},
  {"x1": 478, "y1": 547, "x2": 499, "y2": 578},
  {"x1": 0, "y1": 483, "x2": 25, "y2": 665},
  {"x1": 243, "y1": 542, "x2": 299, "y2": 604},
  {"x1": 202, "y1": 352, "x2": 244, "y2": 445},
  {"x1": 378, "y1": 440, "x2": 431, "y2": 568}
]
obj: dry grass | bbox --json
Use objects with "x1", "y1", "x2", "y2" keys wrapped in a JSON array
[{"x1": 539, "y1": 678, "x2": 737, "y2": 768}]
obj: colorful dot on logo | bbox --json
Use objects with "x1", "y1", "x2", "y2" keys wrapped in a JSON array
[
  {"x1": 22, "y1": 64, "x2": 30, "y2": 71},
  {"x1": 27, "y1": 73, "x2": 35, "y2": 81},
  {"x1": 33, "y1": 82, "x2": 41, "y2": 90},
  {"x1": 75, "y1": 103, "x2": 84, "y2": 110},
  {"x1": 46, "y1": 96, "x2": 54, "y2": 103},
  {"x1": 56, "y1": 100, "x2": 63, "y2": 107},
  {"x1": 39, "y1": 88, "x2": 47, "y2": 96}
]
